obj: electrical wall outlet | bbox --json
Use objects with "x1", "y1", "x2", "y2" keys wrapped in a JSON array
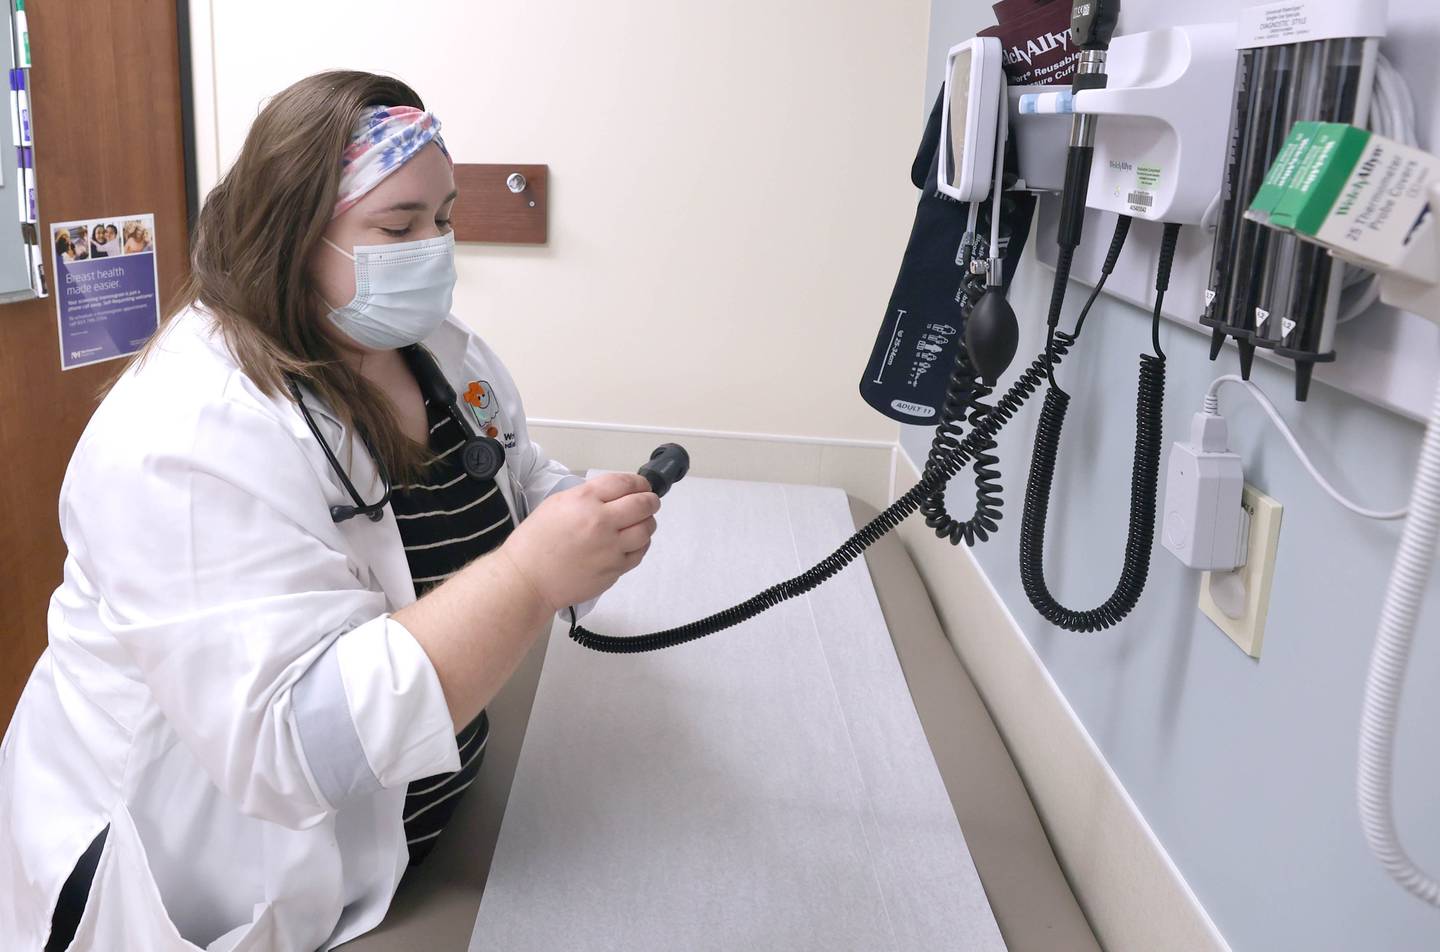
[{"x1": 1198, "y1": 484, "x2": 1283, "y2": 658}]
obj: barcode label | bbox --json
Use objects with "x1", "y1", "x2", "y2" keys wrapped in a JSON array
[{"x1": 1127, "y1": 191, "x2": 1154, "y2": 207}]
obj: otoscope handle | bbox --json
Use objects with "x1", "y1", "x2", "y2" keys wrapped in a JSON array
[
  {"x1": 639, "y1": 444, "x2": 690, "y2": 498},
  {"x1": 1056, "y1": 145, "x2": 1095, "y2": 250},
  {"x1": 1059, "y1": 0, "x2": 1114, "y2": 252}
]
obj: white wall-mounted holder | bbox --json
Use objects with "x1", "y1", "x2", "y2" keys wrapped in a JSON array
[
  {"x1": 1075, "y1": 23, "x2": 1240, "y2": 224},
  {"x1": 1034, "y1": 0, "x2": 1440, "y2": 426},
  {"x1": 1009, "y1": 84, "x2": 1070, "y2": 192},
  {"x1": 1032, "y1": 199, "x2": 1440, "y2": 425}
]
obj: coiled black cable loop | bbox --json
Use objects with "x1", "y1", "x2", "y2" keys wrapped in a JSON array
[
  {"x1": 920, "y1": 215, "x2": 1133, "y2": 544},
  {"x1": 569, "y1": 333, "x2": 1077, "y2": 654},
  {"x1": 919, "y1": 233, "x2": 1008, "y2": 545},
  {"x1": 1017, "y1": 355, "x2": 1166, "y2": 631},
  {"x1": 920, "y1": 365, "x2": 1000, "y2": 545},
  {"x1": 568, "y1": 218, "x2": 1144, "y2": 653},
  {"x1": 1016, "y1": 222, "x2": 1180, "y2": 633}
]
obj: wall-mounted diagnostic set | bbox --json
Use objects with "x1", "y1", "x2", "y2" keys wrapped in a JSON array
[{"x1": 568, "y1": 0, "x2": 1440, "y2": 914}]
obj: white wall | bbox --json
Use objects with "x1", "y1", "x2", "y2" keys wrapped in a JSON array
[{"x1": 189, "y1": 0, "x2": 931, "y2": 445}]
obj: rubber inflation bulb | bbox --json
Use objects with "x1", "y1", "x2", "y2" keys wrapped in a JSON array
[{"x1": 966, "y1": 291, "x2": 1019, "y2": 386}]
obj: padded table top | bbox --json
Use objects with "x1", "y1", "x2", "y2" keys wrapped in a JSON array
[{"x1": 339, "y1": 496, "x2": 1098, "y2": 952}]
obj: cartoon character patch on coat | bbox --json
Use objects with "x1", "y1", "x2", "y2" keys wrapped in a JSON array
[{"x1": 463, "y1": 380, "x2": 516, "y2": 448}]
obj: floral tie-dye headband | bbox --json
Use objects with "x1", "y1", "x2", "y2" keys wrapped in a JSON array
[{"x1": 332, "y1": 105, "x2": 452, "y2": 219}]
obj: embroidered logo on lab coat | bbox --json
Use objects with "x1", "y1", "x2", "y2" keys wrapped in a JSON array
[{"x1": 463, "y1": 380, "x2": 516, "y2": 448}]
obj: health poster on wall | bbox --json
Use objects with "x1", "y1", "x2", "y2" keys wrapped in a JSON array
[{"x1": 50, "y1": 213, "x2": 159, "y2": 371}]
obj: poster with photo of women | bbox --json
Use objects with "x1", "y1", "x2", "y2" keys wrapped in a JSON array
[{"x1": 50, "y1": 212, "x2": 160, "y2": 370}]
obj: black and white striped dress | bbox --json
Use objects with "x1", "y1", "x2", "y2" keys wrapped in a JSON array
[{"x1": 392, "y1": 397, "x2": 515, "y2": 865}]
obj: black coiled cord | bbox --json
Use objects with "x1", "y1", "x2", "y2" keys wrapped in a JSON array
[
  {"x1": 1017, "y1": 222, "x2": 1180, "y2": 633},
  {"x1": 1017, "y1": 356, "x2": 1166, "y2": 631},
  {"x1": 920, "y1": 366, "x2": 1001, "y2": 545},
  {"x1": 921, "y1": 216, "x2": 1132, "y2": 546},
  {"x1": 568, "y1": 218, "x2": 1151, "y2": 653},
  {"x1": 919, "y1": 335, "x2": 1085, "y2": 545},
  {"x1": 920, "y1": 233, "x2": 1006, "y2": 545},
  {"x1": 568, "y1": 335, "x2": 1076, "y2": 654}
]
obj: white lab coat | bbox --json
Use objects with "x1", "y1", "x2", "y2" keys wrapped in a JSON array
[{"x1": 0, "y1": 306, "x2": 582, "y2": 951}]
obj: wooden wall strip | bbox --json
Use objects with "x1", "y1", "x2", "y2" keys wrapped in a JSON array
[{"x1": 451, "y1": 163, "x2": 548, "y2": 244}]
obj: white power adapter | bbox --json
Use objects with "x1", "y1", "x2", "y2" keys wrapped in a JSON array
[{"x1": 1162, "y1": 411, "x2": 1249, "y2": 571}]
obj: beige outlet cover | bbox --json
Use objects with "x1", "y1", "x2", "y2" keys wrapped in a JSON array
[{"x1": 1199, "y1": 484, "x2": 1284, "y2": 659}]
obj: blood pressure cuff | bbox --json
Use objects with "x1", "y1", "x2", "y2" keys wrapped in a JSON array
[{"x1": 858, "y1": 89, "x2": 1035, "y2": 426}]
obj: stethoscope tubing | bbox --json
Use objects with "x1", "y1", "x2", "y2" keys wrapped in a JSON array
[{"x1": 287, "y1": 344, "x2": 506, "y2": 524}]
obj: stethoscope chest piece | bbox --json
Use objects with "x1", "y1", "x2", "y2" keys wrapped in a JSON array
[
  {"x1": 462, "y1": 436, "x2": 507, "y2": 482},
  {"x1": 402, "y1": 344, "x2": 508, "y2": 482},
  {"x1": 292, "y1": 345, "x2": 512, "y2": 525}
]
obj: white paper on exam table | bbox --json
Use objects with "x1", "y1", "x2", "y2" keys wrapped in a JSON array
[{"x1": 469, "y1": 476, "x2": 1005, "y2": 951}]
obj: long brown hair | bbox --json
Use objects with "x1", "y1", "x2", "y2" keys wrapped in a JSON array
[{"x1": 152, "y1": 70, "x2": 435, "y2": 478}]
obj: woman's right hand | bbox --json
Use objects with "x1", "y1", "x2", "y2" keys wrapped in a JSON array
[{"x1": 500, "y1": 473, "x2": 660, "y2": 612}]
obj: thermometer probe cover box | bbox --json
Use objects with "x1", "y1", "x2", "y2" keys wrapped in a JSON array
[
  {"x1": 1249, "y1": 123, "x2": 1439, "y2": 274},
  {"x1": 1246, "y1": 121, "x2": 1322, "y2": 222}
]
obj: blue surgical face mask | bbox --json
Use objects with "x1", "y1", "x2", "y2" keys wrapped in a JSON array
[{"x1": 322, "y1": 231, "x2": 457, "y2": 350}]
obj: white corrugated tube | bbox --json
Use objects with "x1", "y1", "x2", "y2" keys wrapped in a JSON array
[{"x1": 1358, "y1": 374, "x2": 1440, "y2": 907}]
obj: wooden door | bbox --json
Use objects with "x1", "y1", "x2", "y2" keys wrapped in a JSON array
[{"x1": 0, "y1": 0, "x2": 190, "y2": 727}]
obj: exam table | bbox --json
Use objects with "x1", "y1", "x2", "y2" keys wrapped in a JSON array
[{"x1": 341, "y1": 497, "x2": 1101, "y2": 952}]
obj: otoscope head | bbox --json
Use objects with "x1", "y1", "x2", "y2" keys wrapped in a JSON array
[
  {"x1": 1071, "y1": 0, "x2": 1120, "y2": 51},
  {"x1": 639, "y1": 444, "x2": 690, "y2": 498}
]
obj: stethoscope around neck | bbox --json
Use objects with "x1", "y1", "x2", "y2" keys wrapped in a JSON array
[{"x1": 286, "y1": 344, "x2": 507, "y2": 523}]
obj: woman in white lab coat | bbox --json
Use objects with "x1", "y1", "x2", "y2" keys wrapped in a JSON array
[{"x1": 0, "y1": 71, "x2": 660, "y2": 951}]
